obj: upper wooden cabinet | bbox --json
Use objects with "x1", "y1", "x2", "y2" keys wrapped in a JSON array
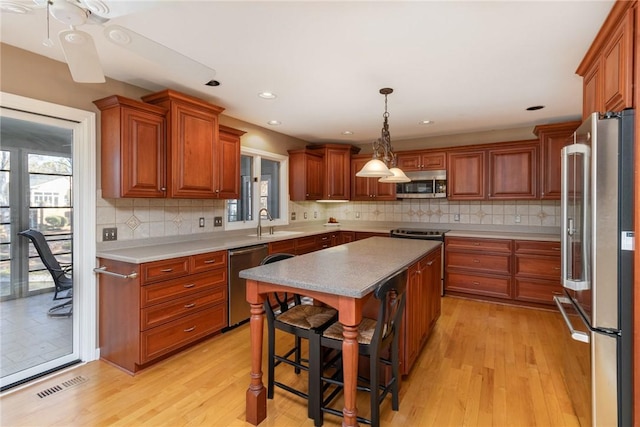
[
  {"x1": 217, "y1": 125, "x2": 246, "y2": 199},
  {"x1": 350, "y1": 155, "x2": 396, "y2": 201},
  {"x1": 142, "y1": 90, "x2": 226, "y2": 198},
  {"x1": 94, "y1": 95, "x2": 167, "y2": 198},
  {"x1": 533, "y1": 121, "x2": 581, "y2": 200},
  {"x1": 447, "y1": 150, "x2": 486, "y2": 200},
  {"x1": 288, "y1": 149, "x2": 324, "y2": 201},
  {"x1": 487, "y1": 142, "x2": 538, "y2": 200},
  {"x1": 289, "y1": 144, "x2": 360, "y2": 201},
  {"x1": 446, "y1": 140, "x2": 539, "y2": 201},
  {"x1": 577, "y1": 2, "x2": 635, "y2": 118},
  {"x1": 396, "y1": 151, "x2": 446, "y2": 171}
]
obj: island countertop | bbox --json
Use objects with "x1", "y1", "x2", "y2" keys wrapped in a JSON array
[{"x1": 239, "y1": 236, "x2": 441, "y2": 298}]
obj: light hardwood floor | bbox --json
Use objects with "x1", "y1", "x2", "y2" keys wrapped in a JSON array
[{"x1": 0, "y1": 297, "x2": 581, "y2": 426}]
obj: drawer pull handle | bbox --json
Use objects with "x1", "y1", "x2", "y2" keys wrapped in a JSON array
[
  {"x1": 472, "y1": 242, "x2": 480, "y2": 246},
  {"x1": 161, "y1": 268, "x2": 173, "y2": 273},
  {"x1": 554, "y1": 267, "x2": 561, "y2": 270},
  {"x1": 203, "y1": 260, "x2": 216, "y2": 264},
  {"x1": 184, "y1": 303, "x2": 196, "y2": 308},
  {"x1": 427, "y1": 261, "x2": 434, "y2": 266},
  {"x1": 184, "y1": 326, "x2": 196, "y2": 332},
  {"x1": 184, "y1": 283, "x2": 196, "y2": 288},
  {"x1": 472, "y1": 281, "x2": 480, "y2": 286},
  {"x1": 473, "y1": 259, "x2": 480, "y2": 263},
  {"x1": 552, "y1": 247, "x2": 561, "y2": 251}
]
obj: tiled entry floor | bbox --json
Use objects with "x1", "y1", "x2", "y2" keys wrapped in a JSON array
[{"x1": 1, "y1": 293, "x2": 72, "y2": 378}]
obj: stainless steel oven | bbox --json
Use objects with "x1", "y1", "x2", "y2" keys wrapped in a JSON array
[{"x1": 389, "y1": 228, "x2": 448, "y2": 295}]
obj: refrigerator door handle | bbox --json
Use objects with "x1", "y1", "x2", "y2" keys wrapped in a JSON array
[
  {"x1": 561, "y1": 143, "x2": 591, "y2": 291},
  {"x1": 553, "y1": 295, "x2": 590, "y2": 343}
]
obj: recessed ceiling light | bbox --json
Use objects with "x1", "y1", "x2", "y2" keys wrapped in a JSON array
[
  {"x1": 342, "y1": 131, "x2": 354, "y2": 135},
  {"x1": 258, "y1": 92, "x2": 277, "y2": 99},
  {"x1": 526, "y1": 105, "x2": 545, "y2": 111},
  {"x1": 267, "y1": 120, "x2": 281, "y2": 126},
  {"x1": 205, "y1": 80, "x2": 220, "y2": 87},
  {"x1": 419, "y1": 120, "x2": 434, "y2": 125}
]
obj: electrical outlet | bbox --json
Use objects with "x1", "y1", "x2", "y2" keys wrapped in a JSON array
[
  {"x1": 102, "y1": 227, "x2": 117, "y2": 241},
  {"x1": 355, "y1": 212, "x2": 360, "y2": 219},
  {"x1": 454, "y1": 213, "x2": 460, "y2": 221},
  {"x1": 291, "y1": 212, "x2": 296, "y2": 221},
  {"x1": 515, "y1": 214, "x2": 521, "y2": 223},
  {"x1": 304, "y1": 212, "x2": 308, "y2": 219},
  {"x1": 199, "y1": 217, "x2": 205, "y2": 227},
  {"x1": 314, "y1": 211, "x2": 318, "y2": 219},
  {"x1": 214, "y1": 216, "x2": 223, "y2": 227}
]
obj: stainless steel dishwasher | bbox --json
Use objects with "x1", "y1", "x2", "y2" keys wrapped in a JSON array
[{"x1": 227, "y1": 244, "x2": 269, "y2": 328}]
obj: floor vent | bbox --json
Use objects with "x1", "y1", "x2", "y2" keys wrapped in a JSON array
[{"x1": 36, "y1": 375, "x2": 88, "y2": 399}]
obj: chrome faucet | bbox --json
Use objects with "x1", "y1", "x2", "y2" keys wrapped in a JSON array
[{"x1": 257, "y1": 208, "x2": 273, "y2": 237}]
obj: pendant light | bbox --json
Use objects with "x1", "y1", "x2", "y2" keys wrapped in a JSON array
[{"x1": 356, "y1": 88, "x2": 410, "y2": 183}]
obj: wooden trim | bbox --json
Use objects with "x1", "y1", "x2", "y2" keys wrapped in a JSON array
[
  {"x1": 219, "y1": 124, "x2": 247, "y2": 136},
  {"x1": 577, "y1": 0, "x2": 636, "y2": 75},
  {"x1": 634, "y1": 3, "x2": 640, "y2": 425}
]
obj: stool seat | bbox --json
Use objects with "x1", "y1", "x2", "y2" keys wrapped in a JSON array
[
  {"x1": 277, "y1": 305, "x2": 337, "y2": 330},
  {"x1": 321, "y1": 317, "x2": 378, "y2": 344}
]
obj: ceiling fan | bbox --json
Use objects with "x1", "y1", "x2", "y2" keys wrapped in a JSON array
[{"x1": 17, "y1": 0, "x2": 217, "y2": 84}]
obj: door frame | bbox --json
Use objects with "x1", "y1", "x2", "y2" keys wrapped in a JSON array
[{"x1": 1, "y1": 92, "x2": 98, "y2": 365}]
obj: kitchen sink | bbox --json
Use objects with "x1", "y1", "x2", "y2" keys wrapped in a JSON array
[{"x1": 247, "y1": 230, "x2": 304, "y2": 238}]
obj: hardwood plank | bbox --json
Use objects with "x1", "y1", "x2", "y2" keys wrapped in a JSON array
[{"x1": 0, "y1": 297, "x2": 583, "y2": 426}]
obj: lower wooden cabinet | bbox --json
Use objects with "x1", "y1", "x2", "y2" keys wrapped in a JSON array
[
  {"x1": 444, "y1": 236, "x2": 561, "y2": 308},
  {"x1": 98, "y1": 251, "x2": 228, "y2": 374}
]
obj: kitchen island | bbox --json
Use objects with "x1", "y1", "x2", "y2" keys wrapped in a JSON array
[{"x1": 239, "y1": 236, "x2": 441, "y2": 426}]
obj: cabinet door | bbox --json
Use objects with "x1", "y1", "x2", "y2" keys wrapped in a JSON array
[
  {"x1": 403, "y1": 264, "x2": 421, "y2": 372},
  {"x1": 217, "y1": 127, "x2": 242, "y2": 199},
  {"x1": 324, "y1": 147, "x2": 350, "y2": 200},
  {"x1": 119, "y1": 107, "x2": 166, "y2": 198},
  {"x1": 447, "y1": 150, "x2": 485, "y2": 200},
  {"x1": 396, "y1": 153, "x2": 422, "y2": 171},
  {"x1": 602, "y1": 9, "x2": 634, "y2": 113},
  {"x1": 169, "y1": 103, "x2": 219, "y2": 198},
  {"x1": 487, "y1": 143, "x2": 538, "y2": 200},
  {"x1": 536, "y1": 122, "x2": 580, "y2": 200},
  {"x1": 351, "y1": 157, "x2": 374, "y2": 200},
  {"x1": 421, "y1": 152, "x2": 446, "y2": 170},
  {"x1": 582, "y1": 59, "x2": 601, "y2": 119},
  {"x1": 306, "y1": 153, "x2": 324, "y2": 200},
  {"x1": 374, "y1": 179, "x2": 396, "y2": 200}
]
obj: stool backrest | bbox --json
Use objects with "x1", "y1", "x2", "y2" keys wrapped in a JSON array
[
  {"x1": 372, "y1": 268, "x2": 408, "y2": 348},
  {"x1": 261, "y1": 253, "x2": 297, "y2": 315}
]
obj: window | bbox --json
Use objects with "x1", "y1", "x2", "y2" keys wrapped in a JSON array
[{"x1": 225, "y1": 148, "x2": 288, "y2": 230}]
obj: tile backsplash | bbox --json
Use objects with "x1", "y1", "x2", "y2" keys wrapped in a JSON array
[{"x1": 98, "y1": 191, "x2": 560, "y2": 242}]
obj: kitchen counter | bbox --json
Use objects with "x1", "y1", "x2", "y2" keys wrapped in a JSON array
[
  {"x1": 239, "y1": 237, "x2": 441, "y2": 297},
  {"x1": 96, "y1": 221, "x2": 559, "y2": 264}
]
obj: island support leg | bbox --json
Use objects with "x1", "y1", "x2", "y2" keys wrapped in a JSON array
[
  {"x1": 246, "y1": 301, "x2": 266, "y2": 425},
  {"x1": 341, "y1": 324, "x2": 360, "y2": 427}
]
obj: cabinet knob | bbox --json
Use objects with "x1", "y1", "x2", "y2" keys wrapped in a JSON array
[
  {"x1": 215, "y1": 189, "x2": 220, "y2": 193},
  {"x1": 161, "y1": 187, "x2": 167, "y2": 191},
  {"x1": 472, "y1": 281, "x2": 480, "y2": 286}
]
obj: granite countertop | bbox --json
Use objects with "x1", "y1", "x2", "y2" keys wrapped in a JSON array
[
  {"x1": 96, "y1": 221, "x2": 559, "y2": 264},
  {"x1": 239, "y1": 237, "x2": 441, "y2": 298}
]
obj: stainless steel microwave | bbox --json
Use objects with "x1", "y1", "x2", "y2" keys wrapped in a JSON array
[{"x1": 396, "y1": 170, "x2": 447, "y2": 198}]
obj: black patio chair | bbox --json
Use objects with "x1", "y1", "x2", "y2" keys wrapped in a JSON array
[{"x1": 18, "y1": 229, "x2": 72, "y2": 317}]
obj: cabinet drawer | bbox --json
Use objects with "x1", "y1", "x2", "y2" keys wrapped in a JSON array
[
  {"x1": 514, "y1": 254, "x2": 561, "y2": 280},
  {"x1": 142, "y1": 257, "x2": 190, "y2": 283},
  {"x1": 514, "y1": 278, "x2": 562, "y2": 305},
  {"x1": 269, "y1": 239, "x2": 296, "y2": 254},
  {"x1": 446, "y1": 251, "x2": 511, "y2": 275},
  {"x1": 445, "y1": 272, "x2": 511, "y2": 298},
  {"x1": 191, "y1": 251, "x2": 226, "y2": 274},
  {"x1": 141, "y1": 285, "x2": 227, "y2": 330},
  {"x1": 446, "y1": 237, "x2": 512, "y2": 253},
  {"x1": 140, "y1": 304, "x2": 227, "y2": 363},
  {"x1": 141, "y1": 270, "x2": 227, "y2": 307},
  {"x1": 514, "y1": 240, "x2": 561, "y2": 254},
  {"x1": 296, "y1": 236, "x2": 318, "y2": 254}
]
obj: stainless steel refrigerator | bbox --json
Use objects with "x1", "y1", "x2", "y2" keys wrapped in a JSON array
[{"x1": 554, "y1": 109, "x2": 634, "y2": 427}]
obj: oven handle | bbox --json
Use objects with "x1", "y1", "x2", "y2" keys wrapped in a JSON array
[{"x1": 553, "y1": 295, "x2": 590, "y2": 343}]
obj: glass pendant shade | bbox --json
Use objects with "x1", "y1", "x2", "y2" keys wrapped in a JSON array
[
  {"x1": 356, "y1": 158, "x2": 393, "y2": 177},
  {"x1": 378, "y1": 167, "x2": 411, "y2": 183}
]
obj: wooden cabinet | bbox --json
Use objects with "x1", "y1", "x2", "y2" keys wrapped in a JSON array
[
  {"x1": 288, "y1": 150, "x2": 323, "y2": 201},
  {"x1": 445, "y1": 236, "x2": 561, "y2": 308},
  {"x1": 98, "y1": 251, "x2": 228, "y2": 374},
  {"x1": 534, "y1": 121, "x2": 581, "y2": 200},
  {"x1": 217, "y1": 125, "x2": 246, "y2": 199},
  {"x1": 350, "y1": 155, "x2": 396, "y2": 201},
  {"x1": 446, "y1": 141, "x2": 538, "y2": 201},
  {"x1": 94, "y1": 95, "x2": 167, "y2": 198},
  {"x1": 513, "y1": 240, "x2": 562, "y2": 306},
  {"x1": 354, "y1": 231, "x2": 389, "y2": 240},
  {"x1": 401, "y1": 247, "x2": 441, "y2": 375},
  {"x1": 487, "y1": 142, "x2": 538, "y2": 200},
  {"x1": 268, "y1": 232, "x2": 338, "y2": 255},
  {"x1": 447, "y1": 150, "x2": 486, "y2": 200},
  {"x1": 577, "y1": 2, "x2": 635, "y2": 118},
  {"x1": 396, "y1": 151, "x2": 446, "y2": 171},
  {"x1": 289, "y1": 144, "x2": 359, "y2": 201},
  {"x1": 339, "y1": 231, "x2": 355, "y2": 244},
  {"x1": 141, "y1": 89, "x2": 227, "y2": 198}
]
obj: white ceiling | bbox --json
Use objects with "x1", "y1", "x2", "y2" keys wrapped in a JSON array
[{"x1": 1, "y1": 0, "x2": 614, "y2": 146}]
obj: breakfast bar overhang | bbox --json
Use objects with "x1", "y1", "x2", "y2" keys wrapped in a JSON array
[{"x1": 240, "y1": 237, "x2": 441, "y2": 426}]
